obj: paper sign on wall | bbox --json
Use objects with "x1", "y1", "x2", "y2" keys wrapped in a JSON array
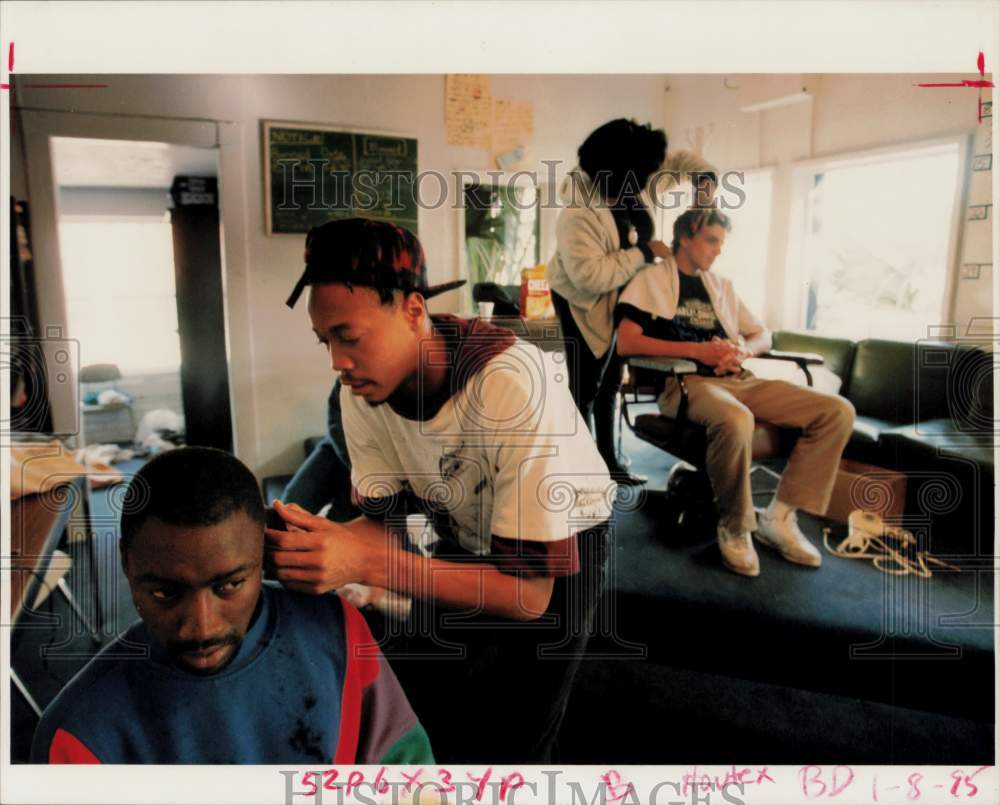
[
  {"x1": 491, "y1": 98, "x2": 534, "y2": 166},
  {"x1": 445, "y1": 74, "x2": 492, "y2": 147}
]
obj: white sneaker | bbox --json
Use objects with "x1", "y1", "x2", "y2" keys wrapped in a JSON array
[
  {"x1": 755, "y1": 509, "x2": 822, "y2": 568},
  {"x1": 717, "y1": 524, "x2": 760, "y2": 577}
]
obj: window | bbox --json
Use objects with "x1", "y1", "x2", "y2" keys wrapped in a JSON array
[
  {"x1": 792, "y1": 142, "x2": 962, "y2": 340},
  {"x1": 461, "y1": 180, "x2": 541, "y2": 301},
  {"x1": 712, "y1": 169, "x2": 773, "y2": 318},
  {"x1": 58, "y1": 217, "x2": 182, "y2": 373}
]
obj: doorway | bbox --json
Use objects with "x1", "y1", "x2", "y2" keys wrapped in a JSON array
[{"x1": 50, "y1": 136, "x2": 233, "y2": 451}]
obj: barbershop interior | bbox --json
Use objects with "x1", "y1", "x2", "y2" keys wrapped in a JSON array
[{"x1": 8, "y1": 72, "x2": 995, "y2": 765}]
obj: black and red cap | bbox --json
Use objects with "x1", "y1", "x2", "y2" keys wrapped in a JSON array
[{"x1": 285, "y1": 217, "x2": 466, "y2": 309}]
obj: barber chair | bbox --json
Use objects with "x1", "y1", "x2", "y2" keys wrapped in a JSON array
[{"x1": 621, "y1": 351, "x2": 824, "y2": 533}]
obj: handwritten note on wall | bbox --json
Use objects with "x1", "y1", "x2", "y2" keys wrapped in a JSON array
[
  {"x1": 491, "y1": 98, "x2": 534, "y2": 162},
  {"x1": 445, "y1": 75, "x2": 535, "y2": 167},
  {"x1": 445, "y1": 74, "x2": 492, "y2": 147}
]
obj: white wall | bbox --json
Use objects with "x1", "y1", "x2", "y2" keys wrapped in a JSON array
[
  {"x1": 663, "y1": 73, "x2": 991, "y2": 331},
  {"x1": 15, "y1": 74, "x2": 668, "y2": 477},
  {"x1": 59, "y1": 187, "x2": 172, "y2": 218},
  {"x1": 22, "y1": 72, "x2": 987, "y2": 477}
]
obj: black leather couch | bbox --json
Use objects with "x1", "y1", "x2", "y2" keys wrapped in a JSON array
[{"x1": 771, "y1": 331, "x2": 995, "y2": 557}]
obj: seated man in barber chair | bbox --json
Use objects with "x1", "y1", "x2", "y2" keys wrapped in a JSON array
[
  {"x1": 32, "y1": 447, "x2": 432, "y2": 764},
  {"x1": 615, "y1": 207, "x2": 855, "y2": 577}
]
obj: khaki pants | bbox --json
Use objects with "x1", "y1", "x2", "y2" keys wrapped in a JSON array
[{"x1": 658, "y1": 372, "x2": 856, "y2": 534}]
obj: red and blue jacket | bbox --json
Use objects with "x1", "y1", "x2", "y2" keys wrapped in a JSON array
[{"x1": 31, "y1": 583, "x2": 433, "y2": 764}]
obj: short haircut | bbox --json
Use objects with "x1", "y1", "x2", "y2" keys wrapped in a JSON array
[
  {"x1": 672, "y1": 208, "x2": 733, "y2": 254},
  {"x1": 577, "y1": 118, "x2": 668, "y2": 201},
  {"x1": 119, "y1": 447, "x2": 265, "y2": 555}
]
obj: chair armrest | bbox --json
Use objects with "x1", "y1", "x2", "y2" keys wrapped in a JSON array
[
  {"x1": 760, "y1": 350, "x2": 824, "y2": 366},
  {"x1": 625, "y1": 358, "x2": 697, "y2": 424},
  {"x1": 758, "y1": 350, "x2": 825, "y2": 387},
  {"x1": 628, "y1": 357, "x2": 699, "y2": 375}
]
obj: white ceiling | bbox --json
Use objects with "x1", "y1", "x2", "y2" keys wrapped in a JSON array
[{"x1": 52, "y1": 137, "x2": 218, "y2": 189}]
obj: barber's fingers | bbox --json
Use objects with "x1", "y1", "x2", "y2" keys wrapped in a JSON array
[
  {"x1": 268, "y1": 549, "x2": 325, "y2": 570},
  {"x1": 271, "y1": 499, "x2": 329, "y2": 531},
  {"x1": 273, "y1": 566, "x2": 346, "y2": 596},
  {"x1": 648, "y1": 240, "x2": 671, "y2": 260},
  {"x1": 275, "y1": 571, "x2": 329, "y2": 595},
  {"x1": 273, "y1": 564, "x2": 319, "y2": 580},
  {"x1": 265, "y1": 527, "x2": 325, "y2": 551}
]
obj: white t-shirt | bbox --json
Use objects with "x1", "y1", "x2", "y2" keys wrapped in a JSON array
[{"x1": 341, "y1": 336, "x2": 615, "y2": 568}]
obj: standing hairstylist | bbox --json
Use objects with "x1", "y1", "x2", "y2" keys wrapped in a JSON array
[{"x1": 547, "y1": 118, "x2": 717, "y2": 484}]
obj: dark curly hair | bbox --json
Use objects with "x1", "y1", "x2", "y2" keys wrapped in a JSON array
[{"x1": 577, "y1": 118, "x2": 668, "y2": 203}]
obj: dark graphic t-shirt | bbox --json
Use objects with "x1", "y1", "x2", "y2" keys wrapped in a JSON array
[{"x1": 616, "y1": 269, "x2": 727, "y2": 375}]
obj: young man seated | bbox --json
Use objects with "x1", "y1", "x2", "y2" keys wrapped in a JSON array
[
  {"x1": 276, "y1": 218, "x2": 615, "y2": 763},
  {"x1": 615, "y1": 208, "x2": 855, "y2": 577},
  {"x1": 31, "y1": 447, "x2": 433, "y2": 764}
]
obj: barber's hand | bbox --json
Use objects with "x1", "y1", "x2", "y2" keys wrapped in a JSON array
[
  {"x1": 265, "y1": 500, "x2": 374, "y2": 595},
  {"x1": 647, "y1": 240, "x2": 672, "y2": 260}
]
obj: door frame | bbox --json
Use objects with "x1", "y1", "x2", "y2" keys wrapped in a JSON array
[{"x1": 17, "y1": 111, "x2": 257, "y2": 466}]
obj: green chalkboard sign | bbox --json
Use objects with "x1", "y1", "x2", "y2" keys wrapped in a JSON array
[{"x1": 263, "y1": 121, "x2": 418, "y2": 235}]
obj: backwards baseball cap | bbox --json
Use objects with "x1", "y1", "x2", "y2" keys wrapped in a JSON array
[{"x1": 285, "y1": 217, "x2": 466, "y2": 309}]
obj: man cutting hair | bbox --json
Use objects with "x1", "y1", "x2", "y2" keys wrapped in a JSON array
[{"x1": 277, "y1": 218, "x2": 614, "y2": 762}]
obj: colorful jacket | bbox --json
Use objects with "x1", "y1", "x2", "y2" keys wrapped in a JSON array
[{"x1": 31, "y1": 583, "x2": 433, "y2": 764}]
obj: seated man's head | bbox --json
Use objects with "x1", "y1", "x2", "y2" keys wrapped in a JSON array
[
  {"x1": 285, "y1": 218, "x2": 463, "y2": 406},
  {"x1": 119, "y1": 447, "x2": 265, "y2": 674},
  {"x1": 672, "y1": 208, "x2": 733, "y2": 273}
]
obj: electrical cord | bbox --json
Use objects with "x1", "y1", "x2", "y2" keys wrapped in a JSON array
[{"x1": 822, "y1": 509, "x2": 960, "y2": 578}]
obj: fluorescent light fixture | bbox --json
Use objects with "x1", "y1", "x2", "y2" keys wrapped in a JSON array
[{"x1": 740, "y1": 91, "x2": 813, "y2": 113}]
